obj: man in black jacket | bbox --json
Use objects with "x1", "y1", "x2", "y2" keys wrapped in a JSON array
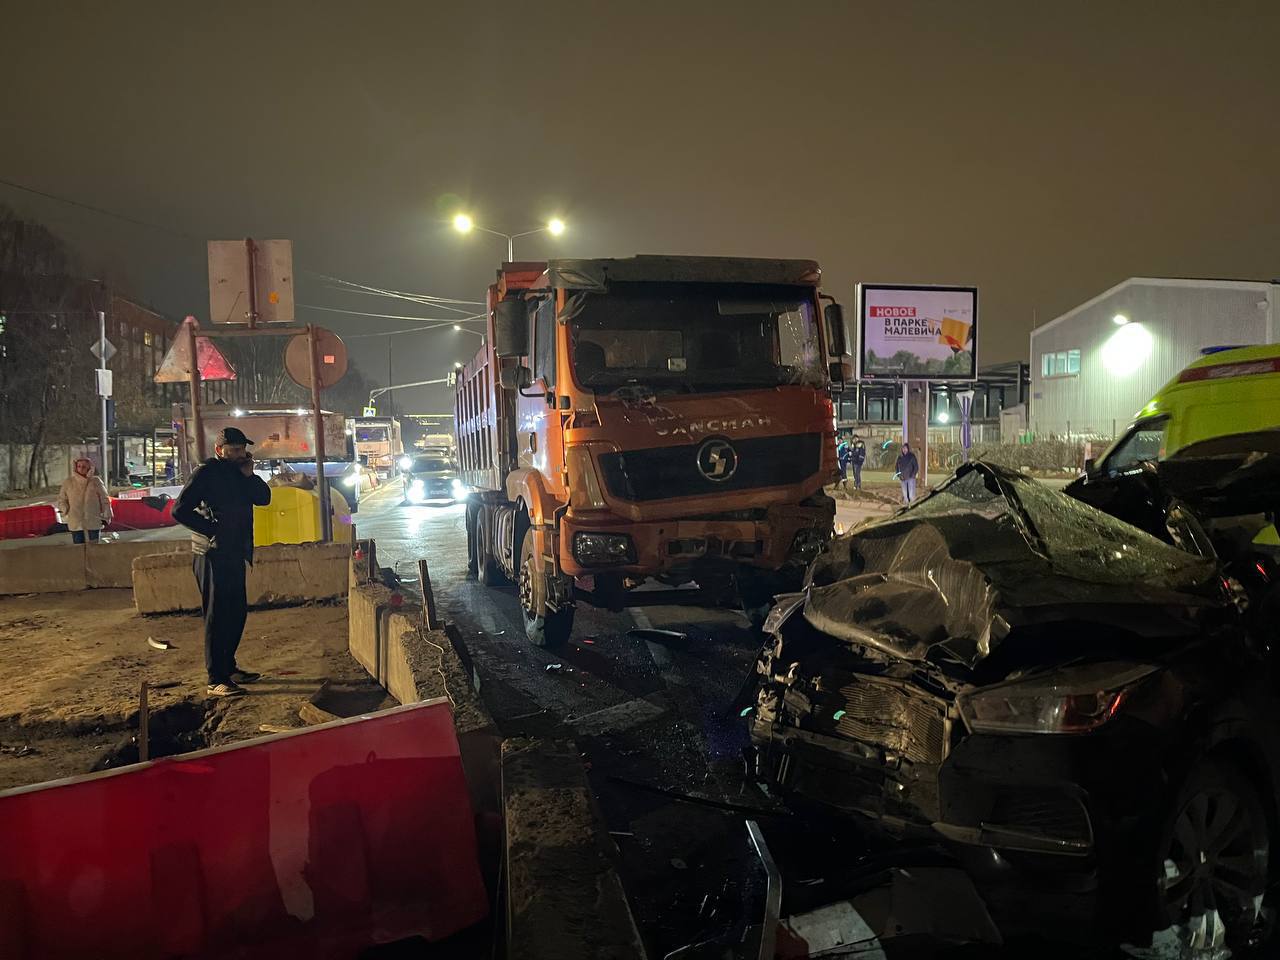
[{"x1": 173, "y1": 427, "x2": 273, "y2": 697}]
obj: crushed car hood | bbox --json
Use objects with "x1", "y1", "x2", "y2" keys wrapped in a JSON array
[{"x1": 802, "y1": 463, "x2": 1221, "y2": 668}]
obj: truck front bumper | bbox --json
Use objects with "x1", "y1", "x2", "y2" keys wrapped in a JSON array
[{"x1": 559, "y1": 497, "x2": 834, "y2": 579}]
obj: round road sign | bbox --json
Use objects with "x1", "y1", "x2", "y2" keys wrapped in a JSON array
[{"x1": 285, "y1": 327, "x2": 348, "y2": 389}]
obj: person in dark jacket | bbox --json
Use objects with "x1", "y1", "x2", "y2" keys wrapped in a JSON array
[
  {"x1": 172, "y1": 427, "x2": 272, "y2": 697},
  {"x1": 895, "y1": 442, "x2": 919, "y2": 503},
  {"x1": 849, "y1": 437, "x2": 867, "y2": 491},
  {"x1": 836, "y1": 435, "x2": 851, "y2": 487}
]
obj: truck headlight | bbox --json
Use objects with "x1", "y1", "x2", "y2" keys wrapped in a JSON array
[
  {"x1": 399, "y1": 456, "x2": 413, "y2": 471},
  {"x1": 408, "y1": 478, "x2": 425, "y2": 499},
  {"x1": 451, "y1": 478, "x2": 470, "y2": 499},
  {"x1": 572, "y1": 531, "x2": 635, "y2": 566},
  {"x1": 957, "y1": 661, "x2": 1158, "y2": 735},
  {"x1": 342, "y1": 474, "x2": 358, "y2": 488}
]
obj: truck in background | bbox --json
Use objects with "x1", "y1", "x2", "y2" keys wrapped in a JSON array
[
  {"x1": 175, "y1": 405, "x2": 364, "y2": 511},
  {"x1": 353, "y1": 416, "x2": 404, "y2": 478},
  {"x1": 455, "y1": 255, "x2": 850, "y2": 646}
]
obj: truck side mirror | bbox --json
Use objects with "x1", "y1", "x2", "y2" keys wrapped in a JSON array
[
  {"x1": 1084, "y1": 457, "x2": 1096, "y2": 477},
  {"x1": 829, "y1": 354, "x2": 854, "y2": 385},
  {"x1": 494, "y1": 299, "x2": 528, "y2": 358},
  {"x1": 823, "y1": 302, "x2": 848, "y2": 356},
  {"x1": 499, "y1": 365, "x2": 531, "y2": 391}
]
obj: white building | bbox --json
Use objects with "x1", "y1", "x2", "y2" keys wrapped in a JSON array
[{"x1": 1028, "y1": 277, "x2": 1278, "y2": 438}]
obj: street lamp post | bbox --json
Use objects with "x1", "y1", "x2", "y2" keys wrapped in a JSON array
[{"x1": 452, "y1": 214, "x2": 566, "y2": 261}]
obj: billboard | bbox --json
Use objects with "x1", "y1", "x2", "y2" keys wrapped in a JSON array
[{"x1": 858, "y1": 284, "x2": 978, "y2": 380}]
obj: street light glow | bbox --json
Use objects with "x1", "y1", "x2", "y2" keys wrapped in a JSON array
[
  {"x1": 452, "y1": 213, "x2": 473, "y2": 234},
  {"x1": 547, "y1": 217, "x2": 566, "y2": 236},
  {"x1": 1112, "y1": 313, "x2": 1129, "y2": 326},
  {"x1": 453, "y1": 324, "x2": 462, "y2": 331},
  {"x1": 937, "y1": 410, "x2": 950, "y2": 424}
]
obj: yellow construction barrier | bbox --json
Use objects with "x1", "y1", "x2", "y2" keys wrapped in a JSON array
[{"x1": 254, "y1": 486, "x2": 354, "y2": 547}]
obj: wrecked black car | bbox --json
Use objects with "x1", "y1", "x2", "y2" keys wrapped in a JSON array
[{"x1": 750, "y1": 458, "x2": 1280, "y2": 954}]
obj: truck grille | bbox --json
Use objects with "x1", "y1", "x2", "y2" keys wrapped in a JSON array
[
  {"x1": 829, "y1": 676, "x2": 948, "y2": 765},
  {"x1": 598, "y1": 433, "x2": 822, "y2": 502}
]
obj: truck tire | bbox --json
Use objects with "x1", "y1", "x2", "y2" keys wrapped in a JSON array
[
  {"x1": 477, "y1": 505, "x2": 508, "y2": 587},
  {"x1": 518, "y1": 528, "x2": 573, "y2": 648}
]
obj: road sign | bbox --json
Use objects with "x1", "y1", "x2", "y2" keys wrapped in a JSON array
[
  {"x1": 285, "y1": 327, "x2": 347, "y2": 389},
  {"x1": 363, "y1": 406, "x2": 377, "y2": 417},
  {"x1": 96, "y1": 368, "x2": 113, "y2": 398},
  {"x1": 154, "y1": 317, "x2": 238, "y2": 383},
  {"x1": 208, "y1": 239, "x2": 295, "y2": 324},
  {"x1": 90, "y1": 338, "x2": 117, "y2": 363}
]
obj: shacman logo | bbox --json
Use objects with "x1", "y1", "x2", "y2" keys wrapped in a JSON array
[
  {"x1": 652, "y1": 415, "x2": 771, "y2": 438},
  {"x1": 696, "y1": 438, "x2": 738, "y2": 483}
]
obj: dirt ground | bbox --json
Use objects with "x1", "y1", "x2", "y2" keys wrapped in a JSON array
[{"x1": 0, "y1": 589, "x2": 390, "y2": 792}]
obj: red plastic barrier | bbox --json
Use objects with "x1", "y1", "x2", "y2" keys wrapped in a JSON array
[
  {"x1": 0, "y1": 504, "x2": 58, "y2": 540},
  {"x1": 106, "y1": 496, "x2": 177, "y2": 531},
  {"x1": 0, "y1": 699, "x2": 488, "y2": 959}
]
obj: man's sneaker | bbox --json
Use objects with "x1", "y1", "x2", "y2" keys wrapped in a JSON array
[
  {"x1": 229, "y1": 669, "x2": 262, "y2": 684},
  {"x1": 206, "y1": 681, "x2": 245, "y2": 698}
]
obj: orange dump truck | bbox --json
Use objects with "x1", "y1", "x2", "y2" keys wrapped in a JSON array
[{"x1": 455, "y1": 256, "x2": 849, "y2": 646}]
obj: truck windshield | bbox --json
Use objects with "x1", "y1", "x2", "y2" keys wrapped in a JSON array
[
  {"x1": 565, "y1": 282, "x2": 824, "y2": 394},
  {"x1": 356, "y1": 426, "x2": 388, "y2": 443}
]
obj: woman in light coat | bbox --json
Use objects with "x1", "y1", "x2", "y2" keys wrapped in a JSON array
[{"x1": 56, "y1": 458, "x2": 113, "y2": 543}]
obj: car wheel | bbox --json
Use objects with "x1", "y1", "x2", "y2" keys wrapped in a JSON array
[
  {"x1": 518, "y1": 527, "x2": 573, "y2": 648},
  {"x1": 477, "y1": 506, "x2": 508, "y2": 587},
  {"x1": 1143, "y1": 759, "x2": 1272, "y2": 956}
]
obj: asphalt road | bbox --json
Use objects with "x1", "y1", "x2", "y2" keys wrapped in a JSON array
[{"x1": 354, "y1": 481, "x2": 798, "y2": 955}]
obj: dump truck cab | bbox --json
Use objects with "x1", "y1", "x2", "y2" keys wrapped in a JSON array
[{"x1": 456, "y1": 255, "x2": 848, "y2": 646}]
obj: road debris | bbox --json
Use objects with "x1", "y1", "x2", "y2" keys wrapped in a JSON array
[{"x1": 146, "y1": 636, "x2": 173, "y2": 650}]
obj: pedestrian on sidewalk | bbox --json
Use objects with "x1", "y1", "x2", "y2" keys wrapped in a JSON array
[
  {"x1": 896, "y1": 442, "x2": 919, "y2": 504},
  {"x1": 173, "y1": 427, "x2": 272, "y2": 698},
  {"x1": 836, "y1": 434, "x2": 851, "y2": 489},
  {"x1": 56, "y1": 458, "x2": 113, "y2": 544},
  {"x1": 850, "y1": 437, "x2": 866, "y2": 491}
]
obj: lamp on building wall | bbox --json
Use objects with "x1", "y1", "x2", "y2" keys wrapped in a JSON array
[{"x1": 1102, "y1": 322, "x2": 1153, "y2": 376}]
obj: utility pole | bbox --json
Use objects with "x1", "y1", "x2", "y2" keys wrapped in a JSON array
[{"x1": 98, "y1": 310, "x2": 108, "y2": 479}]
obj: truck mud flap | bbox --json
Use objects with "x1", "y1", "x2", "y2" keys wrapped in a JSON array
[{"x1": 0, "y1": 699, "x2": 488, "y2": 959}]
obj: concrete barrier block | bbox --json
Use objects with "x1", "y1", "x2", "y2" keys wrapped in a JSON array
[
  {"x1": 85, "y1": 539, "x2": 189, "y2": 588},
  {"x1": 133, "y1": 542, "x2": 351, "y2": 614},
  {"x1": 348, "y1": 580, "x2": 394, "y2": 680},
  {"x1": 131, "y1": 551, "x2": 201, "y2": 612},
  {"x1": 247, "y1": 542, "x2": 350, "y2": 605},
  {"x1": 503, "y1": 739, "x2": 645, "y2": 960},
  {"x1": 0, "y1": 543, "x2": 88, "y2": 595}
]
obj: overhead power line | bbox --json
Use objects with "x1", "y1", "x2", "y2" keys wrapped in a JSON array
[{"x1": 298, "y1": 304, "x2": 485, "y2": 324}]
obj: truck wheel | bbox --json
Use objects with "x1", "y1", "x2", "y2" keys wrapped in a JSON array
[
  {"x1": 477, "y1": 506, "x2": 508, "y2": 586},
  {"x1": 518, "y1": 528, "x2": 573, "y2": 648},
  {"x1": 464, "y1": 501, "x2": 480, "y2": 578}
]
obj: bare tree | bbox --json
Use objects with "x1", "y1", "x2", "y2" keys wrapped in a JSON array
[{"x1": 0, "y1": 206, "x2": 98, "y2": 487}]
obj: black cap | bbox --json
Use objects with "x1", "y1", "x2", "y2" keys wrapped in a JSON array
[{"x1": 215, "y1": 426, "x2": 254, "y2": 446}]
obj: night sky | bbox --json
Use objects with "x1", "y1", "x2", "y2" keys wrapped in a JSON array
[{"x1": 4, "y1": 1, "x2": 1278, "y2": 412}]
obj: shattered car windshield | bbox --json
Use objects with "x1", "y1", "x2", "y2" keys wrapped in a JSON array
[
  {"x1": 565, "y1": 281, "x2": 824, "y2": 394},
  {"x1": 908, "y1": 465, "x2": 1210, "y2": 587}
]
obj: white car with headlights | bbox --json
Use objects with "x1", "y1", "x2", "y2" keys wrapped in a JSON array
[{"x1": 401, "y1": 454, "x2": 468, "y2": 505}]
